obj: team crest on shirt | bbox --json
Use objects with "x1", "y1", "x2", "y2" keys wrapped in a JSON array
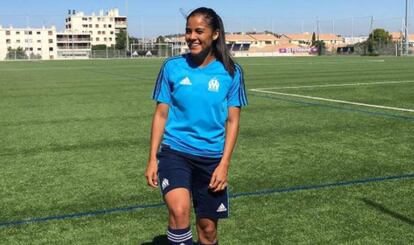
[{"x1": 208, "y1": 78, "x2": 220, "y2": 92}]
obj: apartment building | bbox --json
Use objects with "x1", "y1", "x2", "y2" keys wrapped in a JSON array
[
  {"x1": 0, "y1": 25, "x2": 57, "y2": 60},
  {"x1": 65, "y1": 8, "x2": 127, "y2": 47},
  {"x1": 56, "y1": 32, "x2": 91, "y2": 59}
]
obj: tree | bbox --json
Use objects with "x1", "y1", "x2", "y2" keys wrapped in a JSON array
[
  {"x1": 115, "y1": 29, "x2": 127, "y2": 50},
  {"x1": 92, "y1": 44, "x2": 108, "y2": 50},
  {"x1": 156, "y1": 35, "x2": 165, "y2": 43},
  {"x1": 366, "y1": 28, "x2": 392, "y2": 55},
  {"x1": 6, "y1": 47, "x2": 28, "y2": 60},
  {"x1": 313, "y1": 40, "x2": 326, "y2": 55},
  {"x1": 311, "y1": 32, "x2": 316, "y2": 46}
]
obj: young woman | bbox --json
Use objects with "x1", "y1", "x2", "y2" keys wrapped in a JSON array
[{"x1": 145, "y1": 7, "x2": 247, "y2": 245}]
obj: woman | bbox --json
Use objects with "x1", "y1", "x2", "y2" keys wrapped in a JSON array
[{"x1": 145, "y1": 7, "x2": 247, "y2": 245}]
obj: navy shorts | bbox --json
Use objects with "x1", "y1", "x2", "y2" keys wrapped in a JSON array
[{"x1": 157, "y1": 144, "x2": 229, "y2": 219}]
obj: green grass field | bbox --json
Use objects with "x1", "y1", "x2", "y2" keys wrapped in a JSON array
[{"x1": 1, "y1": 56, "x2": 413, "y2": 244}]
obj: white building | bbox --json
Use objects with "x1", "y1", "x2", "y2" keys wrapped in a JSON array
[
  {"x1": 65, "y1": 8, "x2": 127, "y2": 47},
  {"x1": 56, "y1": 32, "x2": 91, "y2": 59},
  {"x1": 0, "y1": 25, "x2": 57, "y2": 60}
]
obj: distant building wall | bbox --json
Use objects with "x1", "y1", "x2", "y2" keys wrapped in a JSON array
[
  {"x1": 0, "y1": 26, "x2": 57, "y2": 60},
  {"x1": 65, "y1": 8, "x2": 127, "y2": 47}
]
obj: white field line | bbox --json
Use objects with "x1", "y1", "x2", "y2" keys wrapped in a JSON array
[
  {"x1": 243, "y1": 59, "x2": 385, "y2": 66},
  {"x1": 250, "y1": 89, "x2": 414, "y2": 113},
  {"x1": 253, "y1": 80, "x2": 414, "y2": 91}
]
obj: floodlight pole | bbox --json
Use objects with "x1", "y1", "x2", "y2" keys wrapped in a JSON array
[
  {"x1": 404, "y1": 0, "x2": 409, "y2": 55},
  {"x1": 369, "y1": 16, "x2": 374, "y2": 35},
  {"x1": 126, "y1": 0, "x2": 129, "y2": 52},
  {"x1": 316, "y1": 17, "x2": 320, "y2": 41}
]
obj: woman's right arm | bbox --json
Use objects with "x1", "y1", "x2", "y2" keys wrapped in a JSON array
[{"x1": 145, "y1": 102, "x2": 169, "y2": 188}]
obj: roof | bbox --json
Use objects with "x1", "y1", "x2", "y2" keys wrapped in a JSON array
[
  {"x1": 248, "y1": 33, "x2": 280, "y2": 41},
  {"x1": 285, "y1": 33, "x2": 344, "y2": 41},
  {"x1": 226, "y1": 34, "x2": 256, "y2": 42},
  {"x1": 390, "y1": 32, "x2": 414, "y2": 41}
]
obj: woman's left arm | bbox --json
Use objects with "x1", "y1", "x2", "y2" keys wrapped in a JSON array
[{"x1": 209, "y1": 106, "x2": 241, "y2": 192}]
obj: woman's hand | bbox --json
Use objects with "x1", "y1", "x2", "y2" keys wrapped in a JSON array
[
  {"x1": 145, "y1": 159, "x2": 158, "y2": 188},
  {"x1": 209, "y1": 162, "x2": 229, "y2": 192}
]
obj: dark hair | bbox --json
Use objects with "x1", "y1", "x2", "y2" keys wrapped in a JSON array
[{"x1": 187, "y1": 7, "x2": 236, "y2": 77}]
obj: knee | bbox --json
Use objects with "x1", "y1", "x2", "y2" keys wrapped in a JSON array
[
  {"x1": 169, "y1": 205, "x2": 190, "y2": 221},
  {"x1": 198, "y1": 223, "x2": 217, "y2": 242}
]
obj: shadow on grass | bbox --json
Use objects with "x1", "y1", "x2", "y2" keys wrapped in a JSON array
[
  {"x1": 362, "y1": 198, "x2": 414, "y2": 226},
  {"x1": 140, "y1": 235, "x2": 168, "y2": 245},
  {"x1": 141, "y1": 235, "x2": 198, "y2": 245}
]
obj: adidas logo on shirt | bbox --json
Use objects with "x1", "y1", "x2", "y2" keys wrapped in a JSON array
[
  {"x1": 179, "y1": 77, "x2": 192, "y2": 86},
  {"x1": 216, "y1": 203, "x2": 227, "y2": 212}
]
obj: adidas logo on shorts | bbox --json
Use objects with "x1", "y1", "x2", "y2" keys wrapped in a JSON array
[
  {"x1": 216, "y1": 203, "x2": 227, "y2": 212},
  {"x1": 161, "y1": 178, "x2": 169, "y2": 190}
]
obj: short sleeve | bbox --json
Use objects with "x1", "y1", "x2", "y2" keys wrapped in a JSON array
[
  {"x1": 227, "y1": 64, "x2": 248, "y2": 107},
  {"x1": 152, "y1": 61, "x2": 171, "y2": 104}
]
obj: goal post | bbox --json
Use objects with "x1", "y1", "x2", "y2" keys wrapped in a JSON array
[{"x1": 130, "y1": 43, "x2": 180, "y2": 58}]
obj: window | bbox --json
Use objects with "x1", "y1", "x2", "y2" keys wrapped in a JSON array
[
  {"x1": 48, "y1": 31, "x2": 53, "y2": 35},
  {"x1": 16, "y1": 31, "x2": 20, "y2": 35},
  {"x1": 37, "y1": 40, "x2": 41, "y2": 43},
  {"x1": 37, "y1": 31, "x2": 41, "y2": 35},
  {"x1": 6, "y1": 39, "x2": 11, "y2": 44},
  {"x1": 37, "y1": 48, "x2": 42, "y2": 51},
  {"x1": 98, "y1": 31, "x2": 101, "y2": 34},
  {"x1": 88, "y1": 17, "x2": 92, "y2": 21},
  {"x1": 49, "y1": 39, "x2": 53, "y2": 44},
  {"x1": 6, "y1": 31, "x2": 10, "y2": 35},
  {"x1": 109, "y1": 37, "x2": 112, "y2": 41},
  {"x1": 108, "y1": 24, "x2": 112, "y2": 28},
  {"x1": 102, "y1": 31, "x2": 105, "y2": 35},
  {"x1": 82, "y1": 17, "x2": 87, "y2": 21},
  {"x1": 104, "y1": 37, "x2": 107, "y2": 41},
  {"x1": 16, "y1": 40, "x2": 21, "y2": 43},
  {"x1": 25, "y1": 31, "x2": 33, "y2": 35},
  {"x1": 110, "y1": 31, "x2": 114, "y2": 35},
  {"x1": 96, "y1": 37, "x2": 100, "y2": 41},
  {"x1": 49, "y1": 47, "x2": 53, "y2": 51},
  {"x1": 95, "y1": 24, "x2": 99, "y2": 28},
  {"x1": 89, "y1": 24, "x2": 92, "y2": 28}
]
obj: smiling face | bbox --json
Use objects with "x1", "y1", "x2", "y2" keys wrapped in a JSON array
[{"x1": 185, "y1": 14, "x2": 219, "y2": 59}]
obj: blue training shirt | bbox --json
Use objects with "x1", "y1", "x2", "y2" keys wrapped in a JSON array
[{"x1": 152, "y1": 54, "x2": 248, "y2": 158}]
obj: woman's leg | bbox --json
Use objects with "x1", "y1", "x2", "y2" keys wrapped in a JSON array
[
  {"x1": 164, "y1": 188, "x2": 193, "y2": 244},
  {"x1": 196, "y1": 217, "x2": 218, "y2": 245},
  {"x1": 164, "y1": 188, "x2": 191, "y2": 228}
]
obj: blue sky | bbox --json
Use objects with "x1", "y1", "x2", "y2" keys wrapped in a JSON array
[{"x1": 0, "y1": 0, "x2": 412, "y2": 38}]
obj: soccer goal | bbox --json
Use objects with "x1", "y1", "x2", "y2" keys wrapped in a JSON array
[{"x1": 130, "y1": 43, "x2": 180, "y2": 58}]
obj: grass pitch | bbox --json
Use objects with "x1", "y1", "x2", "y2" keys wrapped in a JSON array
[{"x1": 1, "y1": 56, "x2": 414, "y2": 244}]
